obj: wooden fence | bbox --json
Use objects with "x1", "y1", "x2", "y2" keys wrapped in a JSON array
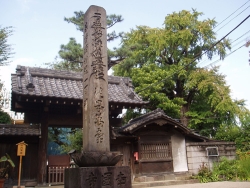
[{"x1": 48, "y1": 166, "x2": 69, "y2": 185}]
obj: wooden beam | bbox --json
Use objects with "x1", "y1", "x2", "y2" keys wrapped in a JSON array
[
  {"x1": 48, "y1": 114, "x2": 82, "y2": 127},
  {"x1": 37, "y1": 112, "x2": 48, "y2": 185}
]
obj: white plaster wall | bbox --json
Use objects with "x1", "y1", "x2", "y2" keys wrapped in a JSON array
[{"x1": 171, "y1": 132, "x2": 188, "y2": 172}]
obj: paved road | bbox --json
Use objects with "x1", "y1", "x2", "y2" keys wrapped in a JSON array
[
  {"x1": 150, "y1": 181, "x2": 250, "y2": 188},
  {"x1": 34, "y1": 181, "x2": 250, "y2": 188}
]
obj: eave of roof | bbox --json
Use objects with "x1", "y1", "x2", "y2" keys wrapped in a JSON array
[
  {"x1": 11, "y1": 65, "x2": 148, "y2": 107},
  {"x1": 119, "y1": 108, "x2": 210, "y2": 141},
  {"x1": 0, "y1": 124, "x2": 41, "y2": 136}
]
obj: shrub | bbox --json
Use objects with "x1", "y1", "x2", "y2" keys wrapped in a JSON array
[
  {"x1": 196, "y1": 156, "x2": 250, "y2": 183},
  {"x1": 197, "y1": 162, "x2": 218, "y2": 183},
  {"x1": 212, "y1": 157, "x2": 238, "y2": 180},
  {"x1": 0, "y1": 110, "x2": 12, "y2": 124},
  {"x1": 236, "y1": 151, "x2": 250, "y2": 180}
]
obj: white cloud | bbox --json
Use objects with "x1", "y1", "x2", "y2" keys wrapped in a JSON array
[
  {"x1": 1, "y1": 58, "x2": 35, "y2": 115},
  {"x1": 0, "y1": 57, "x2": 35, "y2": 91}
]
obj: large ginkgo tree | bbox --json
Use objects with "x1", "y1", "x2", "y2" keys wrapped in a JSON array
[{"x1": 113, "y1": 9, "x2": 249, "y2": 136}]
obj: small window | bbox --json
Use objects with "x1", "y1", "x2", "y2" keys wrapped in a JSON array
[
  {"x1": 140, "y1": 143, "x2": 171, "y2": 160},
  {"x1": 206, "y1": 147, "x2": 219, "y2": 156}
]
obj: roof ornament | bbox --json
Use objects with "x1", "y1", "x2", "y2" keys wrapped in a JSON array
[
  {"x1": 25, "y1": 67, "x2": 35, "y2": 92},
  {"x1": 128, "y1": 91, "x2": 135, "y2": 99},
  {"x1": 155, "y1": 119, "x2": 166, "y2": 126}
]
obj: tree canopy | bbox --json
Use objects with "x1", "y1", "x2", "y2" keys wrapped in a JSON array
[
  {"x1": 0, "y1": 81, "x2": 12, "y2": 124},
  {"x1": 0, "y1": 26, "x2": 13, "y2": 66},
  {"x1": 46, "y1": 38, "x2": 83, "y2": 72},
  {"x1": 64, "y1": 11, "x2": 124, "y2": 42},
  {"x1": 113, "y1": 9, "x2": 250, "y2": 137},
  {"x1": 0, "y1": 26, "x2": 13, "y2": 123},
  {"x1": 215, "y1": 113, "x2": 250, "y2": 152},
  {"x1": 61, "y1": 128, "x2": 83, "y2": 153},
  {"x1": 0, "y1": 110, "x2": 12, "y2": 124},
  {"x1": 48, "y1": 127, "x2": 83, "y2": 154},
  {"x1": 47, "y1": 11, "x2": 126, "y2": 71}
]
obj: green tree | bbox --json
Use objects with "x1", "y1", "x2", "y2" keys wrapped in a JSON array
[
  {"x1": 0, "y1": 82, "x2": 12, "y2": 124},
  {"x1": 48, "y1": 127, "x2": 69, "y2": 146},
  {"x1": 113, "y1": 9, "x2": 249, "y2": 136},
  {"x1": 64, "y1": 11, "x2": 124, "y2": 42},
  {"x1": 61, "y1": 128, "x2": 83, "y2": 153},
  {"x1": 234, "y1": 114, "x2": 250, "y2": 151},
  {"x1": 0, "y1": 26, "x2": 13, "y2": 124},
  {"x1": 215, "y1": 124, "x2": 241, "y2": 142},
  {"x1": 47, "y1": 11, "x2": 126, "y2": 71},
  {"x1": 46, "y1": 38, "x2": 83, "y2": 72},
  {"x1": 0, "y1": 110, "x2": 12, "y2": 124},
  {"x1": 0, "y1": 26, "x2": 13, "y2": 65},
  {"x1": 185, "y1": 67, "x2": 249, "y2": 136},
  {"x1": 215, "y1": 111, "x2": 250, "y2": 151},
  {"x1": 48, "y1": 127, "x2": 83, "y2": 153}
]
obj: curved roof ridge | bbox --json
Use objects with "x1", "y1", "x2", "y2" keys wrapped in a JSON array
[
  {"x1": 120, "y1": 108, "x2": 182, "y2": 132},
  {"x1": 127, "y1": 108, "x2": 165, "y2": 125}
]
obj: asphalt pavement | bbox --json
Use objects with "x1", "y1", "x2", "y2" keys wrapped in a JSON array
[
  {"x1": 148, "y1": 181, "x2": 250, "y2": 188},
  {"x1": 34, "y1": 181, "x2": 250, "y2": 188}
]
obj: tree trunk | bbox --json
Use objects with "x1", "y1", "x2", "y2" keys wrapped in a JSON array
[{"x1": 180, "y1": 104, "x2": 189, "y2": 126}]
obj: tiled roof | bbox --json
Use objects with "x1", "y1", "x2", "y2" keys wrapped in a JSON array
[
  {"x1": 0, "y1": 124, "x2": 41, "y2": 136},
  {"x1": 119, "y1": 108, "x2": 210, "y2": 141},
  {"x1": 11, "y1": 65, "x2": 148, "y2": 106},
  {"x1": 119, "y1": 109, "x2": 181, "y2": 132}
]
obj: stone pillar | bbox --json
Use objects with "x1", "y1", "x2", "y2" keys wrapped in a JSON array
[
  {"x1": 82, "y1": 5, "x2": 110, "y2": 152},
  {"x1": 65, "y1": 5, "x2": 131, "y2": 187}
]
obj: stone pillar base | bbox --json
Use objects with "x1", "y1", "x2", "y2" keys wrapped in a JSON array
[{"x1": 65, "y1": 166, "x2": 131, "y2": 188}]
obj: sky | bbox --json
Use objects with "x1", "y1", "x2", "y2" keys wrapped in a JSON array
[{"x1": 0, "y1": 0, "x2": 250, "y2": 112}]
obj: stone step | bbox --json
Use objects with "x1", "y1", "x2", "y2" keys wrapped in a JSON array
[{"x1": 132, "y1": 179, "x2": 199, "y2": 188}]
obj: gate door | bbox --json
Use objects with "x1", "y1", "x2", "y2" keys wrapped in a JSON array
[{"x1": 47, "y1": 155, "x2": 70, "y2": 185}]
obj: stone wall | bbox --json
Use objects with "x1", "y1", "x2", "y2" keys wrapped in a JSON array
[{"x1": 186, "y1": 142, "x2": 236, "y2": 174}]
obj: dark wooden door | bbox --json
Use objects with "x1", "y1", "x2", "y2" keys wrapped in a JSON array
[
  {"x1": 138, "y1": 134, "x2": 173, "y2": 174},
  {"x1": 115, "y1": 144, "x2": 131, "y2": 167}
]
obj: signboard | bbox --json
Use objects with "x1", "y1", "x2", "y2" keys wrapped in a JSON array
[
  {"x1": 16, "y1": 141, "x2": 28, "y2": 156},
  {"x1": 15, "y1": 141, "x2": 28, "y2": 188}
]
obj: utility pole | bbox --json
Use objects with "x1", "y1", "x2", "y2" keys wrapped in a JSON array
[
  {"x1": 246, "y1": 40, "x2": 250, "y2": 65},
  {"x1": 246, "y1": 40, "x2": 250, "y2": 47},
  {"x1": 249, "y1": 50, "x2": 250, "y2": 65}
]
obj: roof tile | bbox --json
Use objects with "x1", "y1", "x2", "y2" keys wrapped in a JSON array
[
  {"x1": 0, "y1": 124, "x2": 41, "y2": 136},
  {"x1": 11, "y1": 66, "x2": 148, "y2": 106},
  {"x1": 119, "y1": 108, "x2": 210, "y2": 141}
]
